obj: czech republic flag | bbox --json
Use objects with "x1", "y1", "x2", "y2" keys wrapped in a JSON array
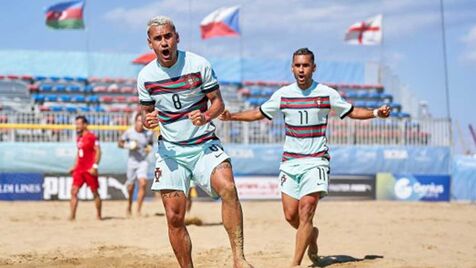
[
  {"x1": 200, "y1": 6, "x2": 240, "y2": 40},
  {"x1": 45, "y1": 0, "x2": 85, "y2": 29}
]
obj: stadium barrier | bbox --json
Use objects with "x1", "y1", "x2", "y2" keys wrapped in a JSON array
[{"x1": 0, "y1": 112, "x2": 451, "y2": 146}]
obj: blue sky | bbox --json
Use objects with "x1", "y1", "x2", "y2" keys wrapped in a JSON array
[{"x1": 0, "y1": 0, "x2": 475, "y2": 151}]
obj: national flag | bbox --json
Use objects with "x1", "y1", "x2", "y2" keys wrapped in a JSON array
[
  {"x1": 345, "y1": 14, "x2": 382, "y2": 45},
  {"x1": 200, "y1": 6, "x2": 240, "y2": 40},
  {"x1": 45, "y1": 0, "x2": 85, "y2": 29}
]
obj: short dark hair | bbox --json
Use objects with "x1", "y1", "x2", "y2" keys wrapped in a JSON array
[
  {"x1": 293, "y1": 48, "x2": 315, "y2": 63},
  {"x1": 75, "y1": 115, "x2": 88, "y2": 124}
]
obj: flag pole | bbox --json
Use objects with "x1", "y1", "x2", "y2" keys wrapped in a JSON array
[
  {"x1": 239, "y1": 6, "x2": 244, "y2": 85},
  {"x1": 83, "y1": 0, "x2": 91, "y2": 79},
  {"x1": 378, "y1": 14, "x2": 384, "y2": 85},
  {"x1": 439, "y1": 0, "x2": 453, "y2": 147}
]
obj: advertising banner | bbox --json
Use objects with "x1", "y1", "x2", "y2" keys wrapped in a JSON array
[
  {"x1": 376, "y1": 173, "x2": 450, "y2": 201},
  {"x1": 0, "y1": 173, "x2": 43, "y2": 200},
  {"x1": 194, "y1": 175, "x2": 375, "y2": 200},
  {"x1": 327, "y1": 175, "x2": 376, "y2": 200},
  {"x1": 43, "y1": 174, "x2": 154, "y2": 201}
]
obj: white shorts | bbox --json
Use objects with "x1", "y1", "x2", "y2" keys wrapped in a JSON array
[
  {"x1": 151, "y1": 139, "x2": 230, "y2": 198},
  {"x1": 279, "y1": 159, "x2": 330, "y2": 200},
  {"x1": 126, "y1": 160, "x2": 149, "y2": 186}
]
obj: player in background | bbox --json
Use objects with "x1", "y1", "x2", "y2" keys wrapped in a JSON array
[
  {"x1": 69, "y1": 115, "x2": 102, "y2": 220},
  {"x1": 138, "y1": 16, "x2": 253, "y2": 268},
  {"x1": 118, "y1": 113, "x2": 154, "y2": 217},
  {"x1": 220, "y1": 48, "x2": 390, "y2": 267}
]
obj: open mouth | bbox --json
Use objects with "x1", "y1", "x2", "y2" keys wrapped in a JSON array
[
  {"x1": 161, "y1": 49, "x2": 170, "y2": 59},
  {"x1": 298, "y1": 75, "x2": 305, "y2": 80}
]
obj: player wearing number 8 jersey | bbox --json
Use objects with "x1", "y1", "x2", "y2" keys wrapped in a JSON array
[
  {"x1": 137, "y1": 16, "x2": 252, "y2": 268},
  {"x1": 219, "y1": 48, "x2": 390, "y2": 267}
]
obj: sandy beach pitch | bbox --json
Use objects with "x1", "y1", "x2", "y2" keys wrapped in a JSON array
[{"x1": 1, "y1": 200, "x2": 475, "y2": 267}]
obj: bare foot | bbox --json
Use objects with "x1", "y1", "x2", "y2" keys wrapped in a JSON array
[
  {"x1": 126, "y1": 208, "x2": 132, "y2": 218},
  {"x1": 234, "y1": 259, "x2": 254, "y2": 268},
  {"x1": 68, "y1": 216, "x2": 75, "y2": 221},
  {"x1": 307, "y1": 227, "x2": 319, "y2": 264},
  {"x1": 96, "y1": 216, "x2": 103, "y2": 221}
]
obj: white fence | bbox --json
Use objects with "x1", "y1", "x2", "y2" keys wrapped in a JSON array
[{"x1": 0, "y1": 112, "x2": 451, "y2": 146}]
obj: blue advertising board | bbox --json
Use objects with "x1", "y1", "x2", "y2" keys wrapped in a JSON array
[
  {"x1": 376, "y1": 173, "x2": 450, "y2": 202},
  {"x1": 0, "y1": 173, "x2": 44, "y2": 200}
]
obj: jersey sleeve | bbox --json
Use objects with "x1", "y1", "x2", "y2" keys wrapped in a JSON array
[
  {"x1": 120, "y1": 130, "x2": 129, "y2": 142},
  {"x1": 147, "y1": 131, "x2": 154, "y2": 145},
  {"x1": 259, "y1": 91, "x2": 281, "y2": 120},
  {"x1": 201, "y1": 60, "x2": 219, "y2": 93},
  {"x1": 137, "y1": 73, "x2": 155, "y2": 106},
  {"x1": 329, "y1": 88, "x2": 353, "y2": 119}
]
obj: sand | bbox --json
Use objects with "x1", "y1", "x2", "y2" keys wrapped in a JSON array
[{"x1": 0, "y1": 200, "x2": 475, "y2": 268}]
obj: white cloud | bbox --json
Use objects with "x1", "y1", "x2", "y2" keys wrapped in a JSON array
[{"x1": 461, "y1": 25, "x2": 476, "y2": 63}]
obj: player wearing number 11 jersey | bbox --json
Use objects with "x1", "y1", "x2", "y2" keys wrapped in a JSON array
[
  {"x1": 219, "y1": 48, "x2": 390, "y2": 267},
  {"x1": 137, "y1": 16, "x2": 252, "y2": 268}
]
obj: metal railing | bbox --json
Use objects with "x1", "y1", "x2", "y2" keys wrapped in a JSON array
[{"x1": 0, "y1": 112, "x2": 451, "y2": 146}]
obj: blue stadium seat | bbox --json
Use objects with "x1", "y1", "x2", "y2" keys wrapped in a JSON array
[
  {"x1": 250, "y1": 88, "x2": 262, "y2": 96},
  {"x1": 381, "y1": 93, "x2": 393, "y2": 100},
  {"x1": 353, "y1": 100, "x2": 367, "y2": 107},
  {"x1": 86, "y1": 95, "x2": 99, "y2": 103},
  {"x1": 50, "y1": 76, "x2": 61, "y2": 82},
  {"x1": 40, "y1": 84, "x2": 53, "y2": 92},
  {"x1": 50, "y1": 105, "x2": 63, "y2": 112},
  {"x1": 368, "y1": 92, "x2": 381, "y2": 99},
  {"x1": 79, "y1": 106, "x2": 90, "y2": 112},
  {"x1": 263, "y1": 88, "x2": 274, "y2": 96},
  {"x1": 346, "y1": 91, "x2": 359, "y2": 98},
  {"x1": 55, "y1": 84, "x2": 66, "y2": 92},
  {"x1": 93, "y1": 106, "x2": 105, "y2": 112},
  {"x1": 76, "y1": 77, "x2": 87, "y2": 83},
  {"x1": 34, "y1": 95, "x2": 45, "y2": 102},
  {"x1": 83, "y1": 85, "x2": 94, "y2": 93},
  {"x1": 390, "y1": 111, "x2": 400, "y2": 117},
  {"x1": 72, "y1": 95, "x2": 85, "y2": 102},
  {"x1": 59, "y1": 95, "x2": 71, "y2": 102},
  {"x1": 34, "y1": 76, "x2": 47, "y2": 81},
  {"x1": 389, "y1": 102, "x2": 401, "y2": 109},
  {"x1": 66, "y1": 106, "x2": 78, "y2": 113},
  {"x1": 398, "y1": 112, "x2": 410, "y2": 118},
  {"x1": 63, "y1": 76, "x2": 75, "y2": 82},
  {"x1": 366, "y1": 101, "x2": 380, "y2": 108},
  {"x1": 68, "y1": 85, "x2": 81, "y2": 92},
  {"x1": 357, "y1": 91, "x2": 369, "y2": 98},
  {"x1": 45, "y1": 95, "x2": 57, "y2": 102}
]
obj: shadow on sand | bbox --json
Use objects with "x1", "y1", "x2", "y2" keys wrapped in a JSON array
[{"x1": 310, "y1": 255, "x2": 383, "y2": 267}]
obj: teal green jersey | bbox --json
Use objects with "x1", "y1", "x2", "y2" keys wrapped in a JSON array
[
  {"x1": 137, "y1": 51, "x2": 220, "y2": 145},
  {"x1": 260, "y1": 81, "x2": 353, "y2": 165}
]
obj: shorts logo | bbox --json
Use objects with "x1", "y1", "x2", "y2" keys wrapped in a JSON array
[
  {"x1": 280, "y1": 174, "x2": 287, "y2": 186},
  {"x1": 154, "y1": 168, "x2": 162, "y2": 183}
]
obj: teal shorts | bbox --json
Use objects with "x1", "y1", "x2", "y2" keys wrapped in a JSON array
[
  {"x1": 279, "y1": 158, "x2": 330, "y2": 200},
  {"x1": 151, "y1": 139, "x2": 229, "y2": 198}
]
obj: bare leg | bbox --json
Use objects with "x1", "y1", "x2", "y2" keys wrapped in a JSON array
[
  {"x1": 137, "y1": 178, "x2": 147, "y2": 215},
  {"x1": 127, "y1": 183, "x2": 135, "y2": 216},
  {"x1": 211, "y1": 161, "x2": 253, "y2": 268},
  {"x1": 291, "y1": 192, "x2": 319, "y2": 266},
  {"x1": 92, "y1": 190, "x2": 102, "y2": 220},
  {"x1": 161, "y1": 190, "x2": 193, "y2": 268},
  {"x1": 282, "y1": 192, "x2": 319, "y2": 265},
  {"x1": 69, "y1": 186, "x2": 80, "y2": 221}
]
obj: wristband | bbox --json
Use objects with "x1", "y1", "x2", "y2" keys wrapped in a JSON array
[
  {"x1": 373, "y1": 109, "x2": 379, "y2": 118},
  {"x1": 92, "y1": 163, "x2": 98, "y2": 169}
]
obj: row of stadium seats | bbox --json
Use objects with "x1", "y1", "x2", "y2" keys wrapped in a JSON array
[
  {"x1": 38, "y1": 104, "x2": 136, "y2": 113},
  {"x1": 33, "y1": 94, "x2": 138, "y2": 103},
  {"x1": 242, "y1": 87, "x2": 393, "y2": 100},
  {"x1": 31, "y1": 84, "x2": 136, "y2": 94}
]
